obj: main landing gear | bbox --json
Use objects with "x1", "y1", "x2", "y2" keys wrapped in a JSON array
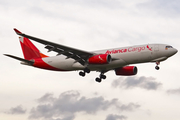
[
  {"x1": 79, "y1": 68, "x2": 90, "y2": 77},
  {"x1": 79, "y1": 68, "x2": 107, "y2": 83},
  {"x1": 95, "y1": 72, "x2": 106, "y2": 83},
  {"x1": 155, "y1": 61, "x2": 160, "y2": 70}
]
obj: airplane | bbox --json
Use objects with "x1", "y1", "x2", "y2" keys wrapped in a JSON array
[{"x1": 4, "y1": 28, "x2": 178, "y2": 82}]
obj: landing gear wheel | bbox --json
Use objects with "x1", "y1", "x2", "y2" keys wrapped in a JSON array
[
  {"x1": 84, "y1": 68, "x2": 90, "y2": 73},
  {"x1": 155, "y1": 61, "x2": 160, "y2": 70},
  {"x1": 79, "y1": 71, "x2": 85, "y2": 77},
  {"x1": 100, "y1": 74, "x2": 106, "y2": 79},
  {"x1": 95, "y1": 78, "x2": 102, "y2": 83},
  {"x1": 155, "y1": 66, "x2": 160, "y2": 70}
]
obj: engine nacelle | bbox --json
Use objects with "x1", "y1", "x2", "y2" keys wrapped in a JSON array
[
  {"x1": 115, "y1": 66, "x2": 138, "y2": 76},
  {"x1": 88, "y1": 54, "x2": 111, "y2": 64}
]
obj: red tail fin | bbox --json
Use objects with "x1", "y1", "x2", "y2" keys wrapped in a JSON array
[{"x1": 19, "y1": 37, "x2": 48, "y2": 60}]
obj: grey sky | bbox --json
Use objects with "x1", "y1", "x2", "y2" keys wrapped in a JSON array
[
  {"x1": 112, "y1": 76, "x2": 162, "y2": 90},
  {"x1": 29, "y1": 91, "x2": 140, "y2": 120},
  {"x1": 5, "y1": 105, "x2": 26, "y2": 115},
  {"x1": 0, "y1": 0, "x2": 180, "y2": 120},
  {"x1": 138, "y1": 0, "x2": 180, "y2": 17},
  {"x1": 167, "y1": 88, "x2": 180, "y2": 94},
  {"x1": 106, "y1": 114, "x2": 127, "y2": 120}
]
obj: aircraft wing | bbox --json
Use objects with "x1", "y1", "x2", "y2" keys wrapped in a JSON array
[{"x1": 14, "y1": 28, "x2": 95, "y2": 65}]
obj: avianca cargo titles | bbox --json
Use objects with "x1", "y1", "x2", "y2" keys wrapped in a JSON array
[{"x1": 4, "y1": 29, "x2": 178, "y2": 82}]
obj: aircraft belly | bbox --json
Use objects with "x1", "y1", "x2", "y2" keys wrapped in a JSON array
[{"x1": 87, "y1": 59, "x2": 127, "y2": 71}]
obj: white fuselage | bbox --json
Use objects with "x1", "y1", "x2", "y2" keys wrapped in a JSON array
[{"x1": 40, "y1": 44, "x2": 177, "y2": 71}]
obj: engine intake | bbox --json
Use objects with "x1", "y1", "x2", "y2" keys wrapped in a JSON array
[
  {"x1": 115, "y1": 66, "x2": 138, "y2": 76},
  {"x1": 88, "y1": 54, "x2": 111, "y2": 64}
]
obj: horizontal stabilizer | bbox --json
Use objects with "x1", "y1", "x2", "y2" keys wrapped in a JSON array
[{"x1": 4, "y1": 54, "x2": 34, "y2": 65}]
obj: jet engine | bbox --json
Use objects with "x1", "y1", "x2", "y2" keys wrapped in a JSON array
[
  {"x1": 88, "y1": 54, "x2": 111, "y2": 64},
  {"x1": 115, "y1": 66, "x2": 138, "y2": 76}
]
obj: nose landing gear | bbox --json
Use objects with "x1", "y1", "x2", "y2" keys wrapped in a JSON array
[
  {"x1": 155, "y1": 61, "x2": 160, "y2": 70},
  {"x1": 155, "y1": 66, "x2": 160, "y2": 70}
]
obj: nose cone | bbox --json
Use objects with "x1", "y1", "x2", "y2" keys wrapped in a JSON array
[
  {"x1": 173, "y1": 48, "x2": 178, "y2": 55},
  {"x1": 170, "y1": 48, "x2": 178, "y2": 56}
]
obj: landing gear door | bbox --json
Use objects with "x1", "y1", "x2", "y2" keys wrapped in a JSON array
[{"x1": 154, "y1": 44, "x2": 159, "y2": 51}]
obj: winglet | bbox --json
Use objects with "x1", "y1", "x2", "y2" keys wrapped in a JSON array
[{"x1": 14, "y1": 28, "x2": 22, "y2": 35}]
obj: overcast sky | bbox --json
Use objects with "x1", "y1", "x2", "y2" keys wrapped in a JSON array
[{"x1": 1, "y1": 0, "x2": 180, "y2": 120}]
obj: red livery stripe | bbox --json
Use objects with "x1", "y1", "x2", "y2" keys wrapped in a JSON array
[{"x1": 33, "y1": 58, "x2": 67, "y2": 71}]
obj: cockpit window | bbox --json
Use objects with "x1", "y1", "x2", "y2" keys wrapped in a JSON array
[{"x1": 165, "y1": 46, "x2": 173, "y2": 50}]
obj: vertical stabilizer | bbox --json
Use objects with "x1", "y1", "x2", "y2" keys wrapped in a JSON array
[{"x1": 19, "y1": 37, "x2": 48, "y2": 60}]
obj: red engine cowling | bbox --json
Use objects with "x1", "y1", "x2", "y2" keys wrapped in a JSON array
[
  {"x1": 88, "y1": 54, "x2": 111, "y2": 64},
  {"x1": 115, "y1": 66, "x2": 138, "y2": 76}
]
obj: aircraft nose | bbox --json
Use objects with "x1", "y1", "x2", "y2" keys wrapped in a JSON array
[
  {"x1": 170, "y1": 48, "x2": 178, "y2": 56},
  {"x1": 173, "y1": 48, "x2": 178, "y2": 54}
]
